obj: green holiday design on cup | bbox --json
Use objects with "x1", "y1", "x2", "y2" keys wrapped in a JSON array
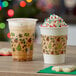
[
  {"x1": 16, "y1": 44, "x2": 21, "y2": 51},
  {"x1": 10, "y1": 32, "x2": 15, "y2": 36},
  {"x1": 30, "y1": 45, "x2": 33, "y2": 50},
  {"x1": 24, "y1": 33, "x2": 29, "y2": 36},
  {"x1": 7, "y1": 18, "x2": 38, "y2": 61},
  {"x1": 13, "y1": 48, "x2": 15, "y2": 52},
  {"x1": 10, "y1": 32, "x2": 34, "y2": 53},
  {"x1": 41, "y1": 35, "x2": 67, "y2": 55},
  {"x1": 48, "y1": 43, "x2": 51, "y2": 49}
]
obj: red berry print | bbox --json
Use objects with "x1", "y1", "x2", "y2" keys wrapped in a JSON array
[
  {"x1": 51, "y1": 16, "x2": 52, "y2": 19},
  {"x1": 50, "y1": 25, "x2": 53, "y2": 27},
  {"x1": 57, "y1": 37, "x2": 60, "y2": 41},
  {"x1": 14, "y1": 38, "x2": 18, "y2": 43},
  {"x1": 41, "y1": 24, "x2": 42, "y2": 27},
  {"x1": 59, "y1": 19, "x2": 61, "y2": 22},
  {"x1": 54, "y1": 16, "x2": 56, "y2": 19},
  {"x1": 60, "y1": 25, "x2": 61, "y2": 27},
  {"x1": 51, "y1": 51, "x2": 54, "y2": 54},
  {"x1": 42, "y1": 35, "x2": 66, "y2": 55},
  {"x1": 28, "y1": 38, "x2": 31, "y2": 42},
  {"x1": 53, "y1": 24, "x2": 56, "y2": 27},
  {"x1": 46, "y1": 37, "x2": 49, "y2": 41},
  {"x1": 60, "y1": 51, "x2": 63, "y2": 54},
  {"x1": 46, "y1": 23, "x2": 49, "y2": 25},
  {"x1": 54, "y1": 21, "x2": 56, "y2": 23}
]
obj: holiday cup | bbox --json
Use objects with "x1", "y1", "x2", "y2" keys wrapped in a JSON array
[
  {"x1": 40, "y1": 26, "x2": 68, "y2": 64},
  {"x1": 7, "y1": 18, "x2": 38, "y2": 61}
]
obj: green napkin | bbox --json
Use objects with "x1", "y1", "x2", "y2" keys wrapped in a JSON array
[{"x1": 38, "y1": 66, "x2": 76, "y2": 75}]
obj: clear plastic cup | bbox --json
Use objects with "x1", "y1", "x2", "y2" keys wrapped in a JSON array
[
  {"x1": 7, "y1": 18, "x2": 38, "y2": 61},
  {"x1": 40, "y1": 26, "x2": 68, "y2": 64}
]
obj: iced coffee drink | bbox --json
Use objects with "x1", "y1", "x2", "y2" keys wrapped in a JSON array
[{"x1": 7, "y1": 18, "x2": 37, "y2": 61}]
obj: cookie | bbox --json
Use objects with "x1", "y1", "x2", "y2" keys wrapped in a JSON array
[
  {"x1": 52, "y1": 65, "x2": 76, "y2": 72},
  {"x1": 52, "y1": 66, "x2": 62, "y2": 72},
  {"x1": 0, "y1": 48, "x2": 12, "y2": 56},
  {"x1": 62, "y1": 65, "x2": 76, "y2": 72}
]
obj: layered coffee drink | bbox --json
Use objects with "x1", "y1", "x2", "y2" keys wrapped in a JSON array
[
  {"x1": 7, "y1": 18, "x2": 37, "y2": 61},
  {"x1": 40, "y1": 14, "x2": 68, "y2": 64}
]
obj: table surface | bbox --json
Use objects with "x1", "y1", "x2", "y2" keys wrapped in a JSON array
[{"x1": 0, "y1": 42, "x2": 76, "y2": 76}]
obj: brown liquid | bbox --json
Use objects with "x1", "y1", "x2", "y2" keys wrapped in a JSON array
[{"x1": 10, "y1": 27, "x2": 35, "y2": 61}]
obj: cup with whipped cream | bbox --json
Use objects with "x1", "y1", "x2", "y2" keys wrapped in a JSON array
[
  {"x1": 7, "y1": 18, "x2": 38, "y2": 61},
  {"x1": 40, "y1": 14, "x2": 68, "y2": 64}
]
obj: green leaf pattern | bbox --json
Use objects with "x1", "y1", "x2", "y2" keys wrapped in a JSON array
[
  {"x1": 13, "y1": 48, "x2": 15, "y2": 51},
  {"x1": 48, "y1": 43, "x2": 51, "y2": 49},
  {"x1": 11, "y1": 32, "x2": 34, "y2": 52},
  {"x1": 24, "y1": 33, "x2": 29, "y2": 36},
  {"x1": 41, "y1": 35, "x2": 67, "y2": 55},
  {"x1": 11, "y1": 32, "x2": 15, "y2": 36},
  {"x1": 30, "y1": 45, "x2": 33, "y2": 50},
  {"x1": 16, "y1": 44, "x2": 21, "y2": 51},
  {"x1": 58, "y1": 43, "x2": 62, "y2": 49}
]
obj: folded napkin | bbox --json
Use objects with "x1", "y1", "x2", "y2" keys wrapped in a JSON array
[{"x1": 38, "y1": 66, "x2": 76, "y2": 75}]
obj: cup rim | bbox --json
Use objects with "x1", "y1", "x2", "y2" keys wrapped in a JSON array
[
  {"x1": 39, "y1": 25, "x2": 68, "y2": 29},
  {"x1": 7, "y1": 18, "x2": 38, "y2": 22}
]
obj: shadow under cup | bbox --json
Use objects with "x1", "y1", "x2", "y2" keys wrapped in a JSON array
[
  {"x1": 40, "y1": 26, "x2": 68, "y2": 64},
  {"x1": 7, "y1": 18, "x2": 38, "y2": 61}
]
